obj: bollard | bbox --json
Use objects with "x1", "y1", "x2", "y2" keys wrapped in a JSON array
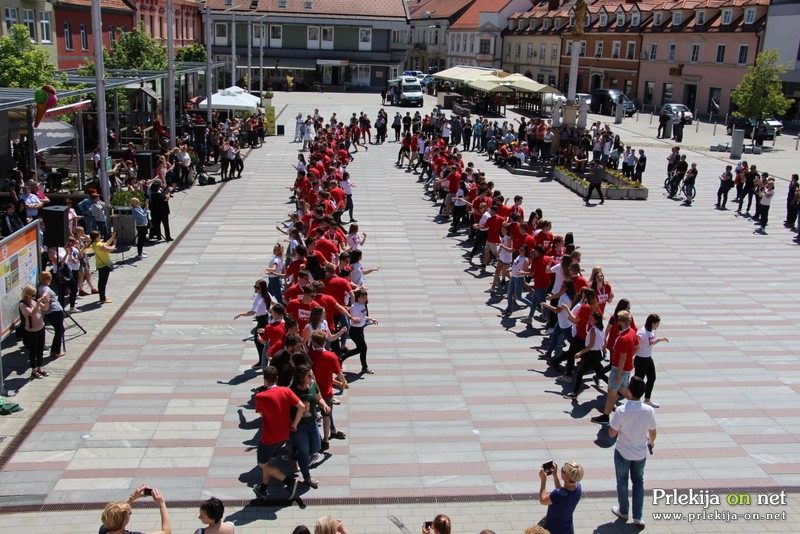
[
  {"x1": 649, "y1": 112, "x2": 654, "y2": 125},
  {"x1": 696, "y1": 118, "x2": 700, "y2": 133},
  {"x1": 796, "y1": 135, "x2": 799, "y2": 151},
  {"x1": 773, "y1": 134, "x2": 776, "y2": 147},
  {"x1": 636, "y1": 111, "x2": 639, "y2": 122},
  {"x1": 713, "y1": 121, "x2": 717, "y2": 136}
]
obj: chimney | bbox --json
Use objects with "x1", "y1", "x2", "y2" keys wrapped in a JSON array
[{"x1": 548, "y1": 0, "x2": 560, "y2": 10}]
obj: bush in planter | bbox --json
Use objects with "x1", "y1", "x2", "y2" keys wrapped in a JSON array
[
  {"x1": 262, "y1": 90, "x2": 274, "y2": 99},
  {"x1": 605, "y1": 168, "x2": 645, "y2": 189},
  {"x1": 110, "y1": 189, "x2": 146, "y2": 208}
]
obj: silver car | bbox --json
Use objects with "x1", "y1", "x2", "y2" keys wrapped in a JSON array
[{"x1": 661, "y1": 103, "x2": 694, "y2": 124}]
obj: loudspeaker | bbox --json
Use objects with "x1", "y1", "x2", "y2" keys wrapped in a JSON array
[
  {"x1": 41, "y1": 205, "x2": 70, "y2": 248},
  {"x1": 136, "y1": 152, "x2": 156, "y2": 181}
]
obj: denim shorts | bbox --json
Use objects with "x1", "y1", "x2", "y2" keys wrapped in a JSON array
[{"x1": 608, "y1": 367, "x2": 631, "y2": 391}]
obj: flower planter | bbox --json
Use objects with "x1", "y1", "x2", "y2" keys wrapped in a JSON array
[
  {"x1": 604, "y1": 188, "x2": 627, "y2": 200},
  {"x1": 627, "y1": 188, "x2": 649, "y2": 200},
  {"x1": 553, "y1": 166, "x2": 648, "y2": 200}
]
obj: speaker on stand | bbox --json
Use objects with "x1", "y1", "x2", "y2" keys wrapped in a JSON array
[{"x1": 110, "y1": 207, "x2": 137, "y2": 268}]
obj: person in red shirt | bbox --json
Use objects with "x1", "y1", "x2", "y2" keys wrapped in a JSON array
[
  {"x1": 569, "y1": 263, "x2": 588, "y2": 293},
  {"x1": 308, "y1": 330, "x2": 347, "y2": 451},
  {"x1": 589, "y1": 266, "x2": 614, "y2": 314},
  {"x1": 592, "y1": 311, "x2": 638, "y2": 425},
  {"x1": 521, "y1": 245, "x2": 552, "y2": 324},
  {"x1": 256, "y1": 303, "x2": 287, "y2": 369},
  {"x1": 482, "y1": 205, "x2": 505, "y2": 267},
  {"x1": 549, "y1": 287, "x2": 599, "y2": 381},
  {"x1": 285, "y1": 286, "x2": 320, "y2": 332},
  {"x1": 252, "y1": 366, "x2": 305, "y2": 500},
  {"x1": 313, "y1": 228, "x2": 339, "y2": 264}
]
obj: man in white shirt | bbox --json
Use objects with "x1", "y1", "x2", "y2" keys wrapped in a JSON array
[
  {"x1": 21, "y1": 186, "x2": 42, "y2": 219},
  {"x1": 608, "y1": 376, "x2": 656, "y2": 528}
]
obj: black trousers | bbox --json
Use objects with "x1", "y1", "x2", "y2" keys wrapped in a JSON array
[
  {"x1": 342, "y1": 326, "x2": 368, "y2": 369},
  {"x1": 136, "y1": 225, "x2": 149, "y2": 255},
  {"x1": 253, "y1": 314, "x2": 269, "y2": 362},
  {"x1": 586, "y1": 183, "x2": 604, "y2": 202},
  {"x1": 550, "y1": 336, "x2": 585, "y2": 377},
  {"x1": 571, "y1": 350, "x2": 604, "y2": 394},
  {"x1": 45, "y1": 311, "x2": 64, "y2": 354},
  {"x1": 25, "y1": 328, "x2": 45, "y2": 371},
  {"x1": 634, "y1": 356, "x2": 656, "y2": 399},
  {"x1": 469, "y1": 230, "x2": 488, "y2": 260},
  {"x1": 98, "y1": 266, "x2": 110, "y2": 302}
]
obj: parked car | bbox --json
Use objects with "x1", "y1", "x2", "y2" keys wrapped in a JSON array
[
  {"x1": 402, "y1": 70, "x2": 423, "y2": 79},
  {"x1": 764, "y1": 117, "x2": 784, "y2": 136},
  {"x1": 576, "y1": 93, "x2": 591, "y2": 106},
  {"x1": 661, "y1": 103, "x2": 694, "y2": 124},
  {"x1": 590, "y1": 89, "x2": 636, "y2": 116},
  {"x1": 420, "y1": 75, "x2": 435, "y2": 86},
  {"x1": 726, "y1": 116, "x2": 777, "y2": 140}
]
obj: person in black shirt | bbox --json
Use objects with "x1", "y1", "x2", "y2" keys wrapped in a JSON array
[{"x1": 1, "y1": 203, "x2": 25, "y2": 237}]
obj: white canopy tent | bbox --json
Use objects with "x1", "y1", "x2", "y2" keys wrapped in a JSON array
[{"x1": 197, "y1": 87, "x2": 259, "y2": 111}]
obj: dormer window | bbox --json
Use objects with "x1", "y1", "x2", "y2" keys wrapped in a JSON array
[
  {"x1": 542, "y1": 19, "x2": 550, "y2": 30},
  {"x1": 654, "y1": 13, "x2": 662, "y2": 26},
  {"x1": 599, "y1": 14, "x2": 607, "y2": 27},
  {"x1": 569, "y1": 14, "x2": 575, "y2": 27},
  {"x1": 554, "y1": 19, "x2": 561, "y2": 30},
  {"x1": 584, "y1": 14, "x2": 590, "y2": 27},
  {"x1": 696, "y1": 11, "x2": 705, "y2": 25},
  {"x1": 722, "y1": 10, "x2": 732, "y2": 24},
  {"x1": 617, "y1": 14, "x2": 625, "y2": 26},
  {"x1": 744, "y1": 8, "x2": 755, "y2": 24},
  {"x1": 631, "y1": 13, "x2": 640, "y2": 26},
  {"x1": 673, "y1": 12, "x2": 682, "y2": 25}
]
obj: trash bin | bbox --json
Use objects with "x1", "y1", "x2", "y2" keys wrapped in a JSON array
[{"x1": 277, "y1": 124, "x2": 285, "y2": 136}]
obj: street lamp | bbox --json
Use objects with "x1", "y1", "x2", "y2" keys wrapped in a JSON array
[
  {"x1": 90, "y1": 0, "x2": 109, "y2": 200},
  {"x1": 167, "y1": 0, "x2": 176, "y2": 148}
]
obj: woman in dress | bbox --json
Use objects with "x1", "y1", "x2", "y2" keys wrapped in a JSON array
[
  {"x1": 341, "y1": 288, "x2": 379, "y2": 374},
  {"x1": 19, "y1": 284, "x2": 49, "y2": 379},
  {"x1": 634, "y1": 314, "x2": 669, "y2": 408},
  {"x1": 194, "y1": 497, "x2": 235, "y2": 534},
  {"x1": 290, "y1": 364, "x2": 330, "y2": 488},
  {"x1": 234, "y1": 279, "x2": 272, "y2": 366},
  {"x1": 72, "y1": 227, "x2": 97, "y2": 296}
]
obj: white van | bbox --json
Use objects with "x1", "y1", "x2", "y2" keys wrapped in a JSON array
[{"x1": 388, "y1": 76, "x2": 424, "y2": 107}]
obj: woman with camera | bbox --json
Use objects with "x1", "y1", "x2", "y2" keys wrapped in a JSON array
[
  {"x1": 100, "y1": 485, "x2": 171, "y2": 534},
  {"x1": 538, "y1": 461, "x2": 584, "y2": 534}
]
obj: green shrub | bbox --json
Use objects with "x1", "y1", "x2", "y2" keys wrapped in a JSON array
[{"x1": 110, "y1": 189, "x2": 146, "y2": 207}]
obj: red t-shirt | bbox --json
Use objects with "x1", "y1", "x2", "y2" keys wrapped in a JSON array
[
  {"x1": 314, "y1": 236, "x2": 339, "y2": 263},
  {"x1": 286, "y1": 297, "x2": 318, "y2": 332},
  {"x1": 534, "y1": 231, "x2": 553, "y2": 251},
  {"x1": 485, "y1": 215, "x2": 504, "y2": 244},
  {"x1": 611, "y1": 326, "x2": 638, "y2": 371},
  {"x1": 596, "y1": 281, "x2": 613, "y2": 313},
  {"x1": 448, "y1": 172, "x2": 461, "y2": 194},
  {"x1": 255, "y1": 386, "x2": 301, "y2": 444},
  {"x1": 315, "y1": 293, "x2": 342, "y2": 321},
  {"x1": 575, "y1": 303, "x2": 593, "y2": 340},
  {"x1": 308, "y1": 348, "x2": 342, "y2": 398},
  {"x1": 572, "y1": 274, "x2": 588, "y2": 293},
  {"x1": 496, "y1": 204, "x2": 512, "y2": 219},
  {"x1": 323, "y1": 275, "x2": 352, "y2": 306},
  {"x1": 529, "y1": 255, "x2": 552, "y2": 288},
  {"x1": 284, "y1": 259, "x2": 306, "y2": 286},
  {"x1": 259, "y1": 320, "x2": 287, "y2": 347}
]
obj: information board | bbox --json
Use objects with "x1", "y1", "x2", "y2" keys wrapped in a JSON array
[{"x1": 0, "y1": 221, "x2": 41, "y2": 340}]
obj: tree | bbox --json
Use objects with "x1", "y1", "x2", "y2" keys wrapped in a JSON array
[
  {"x1": 0, "y1": 25, "x2": 57, "y2": 88},
  {"x1": 108, "y1": 24, "x2": 167, "y2": 70},
  {"x1": 175, "y1": 43, "x2": 207, "y2": 63},
  {"x1": 731, "y1": 49, "x2": 794, "y2": 123}
]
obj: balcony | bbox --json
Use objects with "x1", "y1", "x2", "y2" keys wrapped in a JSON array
[{"x1": 413, "y1": 42, "x2": 426, "y2": 51}]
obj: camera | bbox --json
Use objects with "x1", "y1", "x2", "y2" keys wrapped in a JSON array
[
  {"x1": 542, "y1": 460, "x2": 554, "y2": 475},
  {"x1": 143, "y1": 487, "x2": 152, "y2": 497}
]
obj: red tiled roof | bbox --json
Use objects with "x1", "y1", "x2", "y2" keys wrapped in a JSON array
[
  {"x1": 450, "y1": 0, "x2": 515, "y2": 29},
  {"x1": 205, "y1": 0, "x2": 407, "y2": 18},
  {"x1": 57, "y1": 0, "x2": 135, "y2": 10},
  {"x1": 408, "y1": 0, "x2": 476, "y2": 21}
]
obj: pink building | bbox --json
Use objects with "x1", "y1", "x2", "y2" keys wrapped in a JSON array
[
  {"x1": 638, "y1": 0, "x2": 768, "y2": 116},
  {"x1": 134, "y1": 0, "x2": 202, "y2": 48}
]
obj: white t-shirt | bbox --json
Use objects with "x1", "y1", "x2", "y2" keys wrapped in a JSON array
[
  {"x1": 499, "y1": 235, "x2": 513, "y2": 264},
  {"x1": 586, "y1": 325, "x2": 604, "y2": 351},
  {"x1": 250, "y1": 293, "x2": 269, "y2": 316},
  {"x1": 350, "y1": 262, "x2": 365, "y2": 286},
  {"x1": 636, "y1": 326, "x2": 656, "y2": 358},
  {"x1": 510, "y1": 254, "x2": 528, "y2": 278},
  {"x1": 610, "y1": 400, "x2": 657, "y2": 461},
  {"x1": 350, "y1": 302, "x2": 368, "y2": 327},
  {"x1": 268, "y1": 255, "x2": 284, "y2": 279},
  {"x1": 557, "y1": 294, "x2": 573, "y2": 330},
  {"x1": 346, "y1": 232, "x2": 362, "y2": 251},
  {"x1": 549, "y1": 264, "x2": 568, "y2": 294}
]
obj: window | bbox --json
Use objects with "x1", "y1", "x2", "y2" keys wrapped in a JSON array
[
  {"x1": 715, "y1": 44, "x2": 725, "y2": 64},
  {"x1": 214, "y1": 22, "x2": 227, "y2": 46},
  {"x1": 696, "y1": 11, "x2": 705, "y2": 25},
  {"x1": 584, "y1": 14, "x2": 590, "y2": 27},
  {"x1": 269, "y1": 25, "x2": 282, "y2": 47},
  {"x1": 631, "y1": 13, "x2": 640, "y2": 26},
  {"x1": 566, "y1": 40, "x2": 573, "y2": 56},
  {"x1": 737, "y1": 44, "x2": 748, "y2": 65},
  {"x1": 599, "y1": 14, "x2": 607, "y2": 27},
  {"x1": 569, "y1": 14, "x2": 574, "y2": 27},
  {"x1": 668, "y1": 43, "x2": 676, "y2": 61},
  {"x1": 479, "y1": 39, "x2": 491, "y2": 54},
  {"x1": 662, "y1": 82, "x2": 674, "y2": 103},
  {"x1": 109, "y1": 25, "x2": 116, "y2": 42},
  {"x1": 722, "y1": 10, "x2": 731, "y2": 25},
  {"x1": 744, "y1": 8, "x2": 755, "y2": 24},
  {"x1": 542, "y1": 19, "x2": 550, "y2": 30},
  {"x1": 391, "y1": 29, "x2": 401, "y2": 44},
  {"x1": 470, "y1": 35, "x2": 475, "y2": 53},
  {"x1": 610, "y1": 78, "x2": 618, "y2": 88},
  {"x1": 580, "y1": 41, "x2": 586, "y2": 56},
  {"x1": 278, "y1": 0, "x2": 287, "y2": 6},
  {"x1": 551, "y1": 44, "x2": 558, "y2": 59},
  {"x1": 626, "y1": 42, "x2": 635, "y2": 60},
  {"x1": 22, "y1": 9, "x2": 35, "y2": 40},
  {"x1": 79, "y1": 23, "x2": 88, "y2": 51},
  {"x1": 321, "y1": 26, "x2": 333, "y2": 50},
  {"x1": 673, "y1": 12, "x2": 682, "y2": 26},
  {"x1": 554, "y1": 19, "x2": 561, "y2": 30},
  {"x1": 644, "y1": 81, "x2": 654, "y2": 105},
  {"x1": 253, "y1": 23, "x2": 264, "y2": 45},
  {"x1": 539, "y1": 43, "x2": 545, "y2": 58},
  {"x1": 690, "y1": 43, "x2": 700, "y2": 62},
  {"x1": 612, "y1": 41, "x2": 620, "y2": 58},
  {"x1": 307, "y1": 26, "x2": 319, "y2": 49},
  {"x1": 649, "y1": 43, "x2": 657, "y2": 61},
  {"x1": 528, "y1": 43, "x2": 534, "y2": 58},
  {"x1": 595, "y1": 42, "x2": 603, "y2": 57},
  {"x1": 537, "y1": 74, "x2": 545, "y2": 84},
  {"x1": 358, "y1": 28, "x2": 371, "y2": 51},
  {"x1": 515, "y1": 43, "x2": 521, "y2": 56},
  {"x1": 39, "y1": 12, "x2": 52, "y2": 42},
  {"x1": 304, "y1": 1, "x2": 313, "y2": 8},
  {"x1": 4, "y1": 7, "x2": 18, "y2": 30},
  {"x1": 654, "y1": 13, "x2": 662, "y2": 26},
  {"x1": 63, "y1": 22, "x2": 73, "y2": 50},
  {"x1": 617, "y1": 13, "x2": 625, "y2": 26},
  {"x1": 549, "y1": 75, "x2": 556, "y2": 87}
]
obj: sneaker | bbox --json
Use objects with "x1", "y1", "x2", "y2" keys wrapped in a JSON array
[
  {"x1": 520, "y1": 317, "x2": 533, "y2": 324},
  {"x1": 591, "y1": 414, "x2": 610, "y2": 425},
  {"x1": 91, "y1": 289, "x2": 99, "y2": 294},
  {"x1": 563, "y1": 392, "x2": 578, "y2": 399},
  {"x1": 250, "y1": 363, "x2": 261, "y2": 369},
  {"x1": 252, "y1": 484, "x2": 267, "y2": 500},
  {"x1": 329, "y1": 430, "x2": 347, "y2": 440},
  {"x1": 612, "y1": 506, "x2": 629, "y2": 521},
  {"x1": 320, "y1": 440, "x2": 330, "y2": 452},
  {"x1": 303, "y1": 477, "x2": 319, "y2": 489},
  {"x1": 361, "y1": 367, "x2": 374, "y2": 374},
  {"x1": 632, "y1": 519, "x2": 645, "y2": 528},
  {"x1": 78, "y1": 290, "x2": 89, "y2": 296},
  {"x1": 556, "y1": 375, "x2": 572, "y2": 384},
  {"x1": 543, "y1": 328, "x2": 554, "y2": 335},
  {"x1": 331, "y1": 397, "x2": 341, "y2": 405},
  {"x1": 285, "y1": 477, "x2": 298, "y2": 499},
  {"x1": 644, "y1": 399, "x2": 660, "y2": 408}
]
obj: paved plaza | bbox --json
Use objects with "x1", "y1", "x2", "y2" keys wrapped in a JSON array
[{"x1": 0, "y1": 91, "x2": 798, "y2": 532}]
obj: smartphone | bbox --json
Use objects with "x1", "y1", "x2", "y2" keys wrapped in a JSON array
[
  {"x1": 424, "y1": 521, "x2": 433, "y2": 529},
  {"x1": 542, "y1": 461, "x2": 554, "y2": 475},
  {"x1": 143, "y1": 487, "x2": 153, "y2": 497}
]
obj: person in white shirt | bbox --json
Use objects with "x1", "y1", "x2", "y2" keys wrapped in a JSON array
[
  {"x1": 608, "y1": 377, "x2": 657, "y2": 528},
  {"x1": 634, "y1": 314, "x2": 668, "y2": 407},
  {"x1": 564, "y1": 311, "x2": 605, "y2": 398}
]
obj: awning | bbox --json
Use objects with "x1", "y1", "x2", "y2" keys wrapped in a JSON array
[
  {"x1": 317, "y1": 59, "x2": 349, "y2": 66},
  {"x1": 502, "y1": 73, "x2": 560, "y2": 94},
  {"x1": 433, "y1": 66, "x2": 509, "y2": 83},
  {"x1": 197, "y1": 89, "x2": 258, "y2": 111},
  {"x1": 262, "y1": 58, "x2": 318, "y2": 71},
  {"x1": 468, "y1": 79, "x2": 514, "y2": 93},
  {"x1": 34, "y1": 118, "x2": 77, "y2": 153}
]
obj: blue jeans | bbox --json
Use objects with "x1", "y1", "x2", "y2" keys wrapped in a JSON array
[
  {"x1": 546, "y1": 325, "x2": 572, "y2": 356},
  {"x1": 291, "y1": 419, "x2": 321, "y2": 480},
  {"x1": 527, "y1": 287, "x2": 548, "y2": 319},
  {"x1": 267, "y1": 277, "x2": 283, "y2": 304},
  {"x1": 614, "y1": 449, "x2": 646, "y2": 520},
  {"x1": 505, "y1": 277, "x2": 530, "y2": 312}
]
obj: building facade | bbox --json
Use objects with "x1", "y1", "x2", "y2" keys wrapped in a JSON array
[
  {"x1": 638, "y1": 0, "x2": 768, "y2": 116},
  {"x1": 133, "y1": 0, "x2": 202, "y2": 48},
  {"x1": 406, "y1": 0, "x2": 477, "y2": 74},
  {"x1": 206, "y1": 0, "x2": 409, "y2": 90},
  {"x1": 447, "y1": 0, "x2": 532, "y2": 69},
  {"x1": 762, "y1": 0, "x2": 800, "y2": 121},
  {"x1": 1, "y1": 0, "x2": 59, "y2": 65},
  {"x1": 503, "y1": 1, "x2": 563, "y2": 88},
  {"x1": 52, "y1": 0, "x2": 136, "y2": 70}
]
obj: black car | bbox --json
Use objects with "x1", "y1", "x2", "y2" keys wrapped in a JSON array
[{"x1": 726, "y1": 117, "x2": 776, "y2": 140}]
